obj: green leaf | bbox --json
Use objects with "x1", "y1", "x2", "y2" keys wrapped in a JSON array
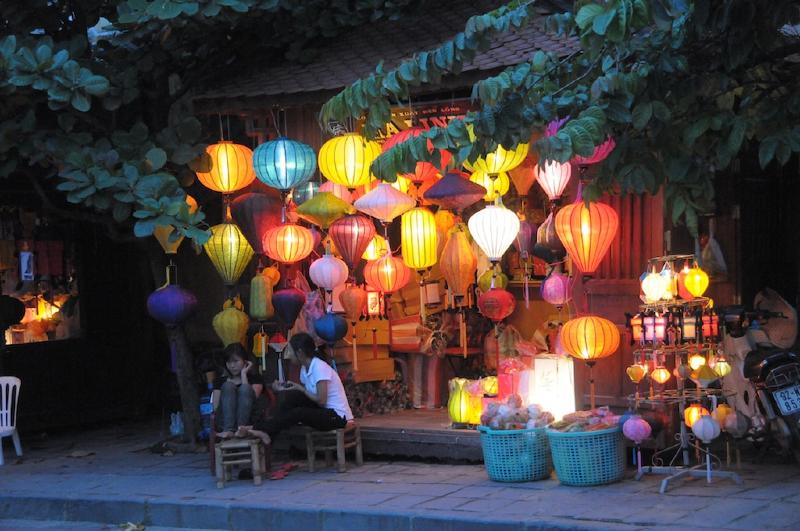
[
  {"x1": 592, "y1": 8, "x2": 617, "y2": 36},
  {"x1": 575, "y1": 4, "x2": 604, "y2": 29},
  {"x1": 758, "y1": 137, "x2": 778, "y2": 168},
  {"x1": 146, "y1": 148, "x2": 168, "y2": 171},
  {"x1": 726, "y1": 117, "x2": 747, "y2": 155},
  {"x1": 133, "y1": 220, "x2": 156, "y2": 237},
  {"x1": 632, "y1": 101, "x2": 652, "y2": 130},
  {"x1": 70, "y1": 92, "x2": 90, "y2": 112},
  {"x1": 683, "y1": 117, "x2": 710, "y2": 146},
  {"x1": 81, "y1": 75, "x2": 109, "y2": 96}
]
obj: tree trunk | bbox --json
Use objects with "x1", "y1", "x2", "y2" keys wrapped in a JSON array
[{"x1": 167, "y1": 324, "x2": 201, "y2": 445}]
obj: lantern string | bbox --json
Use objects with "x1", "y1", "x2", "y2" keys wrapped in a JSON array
[
  {"x1": 218, "y1": 113, "x2": 224, "y2": 141},
  {"x1": 226, "y1": 115, "x2": 231, "y2": 143}
]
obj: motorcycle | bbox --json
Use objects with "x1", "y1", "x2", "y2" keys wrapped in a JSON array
[{"x1": 721, "y1": 288, "x2": 800, "y2": 463}]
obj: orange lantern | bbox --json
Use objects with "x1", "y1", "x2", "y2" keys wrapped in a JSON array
[
  {"x1": 262, "y1": 223, "x2": 314, "y2": 264},
  {"x1": 339, "y1": 285, "x2": 368, "y2": 370},
  {"x1": 684, "y1": 403, "x2": 710, "y2": 427},
  {"x1": 195, "y1": 141, "x2": 255, "y2": 194},
  {"x1": 651, "y1": 366, "x2": 671, "y2": 384},
  {"x1": 560, "y1": 315, "x2": 620, "y2": 409},
  {"x1": 363, "y1": 254, "x2": 411, "y2": 295},
  {"x1": 508, "y1": 157, "x2": 538, "y2": 197},
  {"x1": 554, "y1": 200, "x2": 619, "y2": 275}
]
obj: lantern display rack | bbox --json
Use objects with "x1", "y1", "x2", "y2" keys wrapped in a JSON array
[{"x1": 638, "y1": 296, "x2": 711, "y2": 314}]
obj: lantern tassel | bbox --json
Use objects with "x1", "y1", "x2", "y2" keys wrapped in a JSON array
[
  {"x1": 419, "y1": 274, "x2": 427, "y2": 321},
  {"x1": 523, "y1": 262, "x2": 530, "y2": 309},
  {"x1": 372, "y1": 328, "x2": 378, "y2": 359},
  {"x1": 460, "y1": 310, "x2": 467, "y2": 358},
  {"x1": 260, "y1": 326, "x2": 267, "y2": 372},
  {"x1": 351, "y1": 322, "x2": 358, "y2": 372}
]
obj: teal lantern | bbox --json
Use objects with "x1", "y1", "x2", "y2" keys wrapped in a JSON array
[
  {"x1": 253, "y1": 137, "x2": 316, "y2": 192},
  {"x1": 293, "y1": 181, "x2": 320, "y2": 205}
]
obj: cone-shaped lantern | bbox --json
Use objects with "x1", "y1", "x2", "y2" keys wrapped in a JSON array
[
  {"x1": 382, "y1": 127, "x2": 452, "y2": 184},
  {"x1": 534, "y1": 160, "x2": 572, "y2": 201},
  {"x1": 272, "y1": 287, "x2": 306, "y2": 329},
  {"x1": 467, "y1": 198, "x2": 520, "y2": 262},
  {"x1": 363, "y1": 254, "x2": 411, "y2": 294},
  {"x1": 329, "y1": 214, "x2": 376, "y2": 271},
  {"x1": 229, "y1": 192, "x2": 282, "y2": 255},
  {"x1": 340, "y1": 285, "x2": 368, "y2": 370},
  {"x1": 253, "y1": 137, "x2": 316, "y2": 192},
  {"x1": 508, "y1": 157, "x2": 537, "y2": 197},
  {"x1": 560, "y1": 315, "x2": 620, "y2": 409},
  {"x1": 554, "y1": 200, "x2": 619, "y2": 275},
  {"x1": 318, "y1": 133, "x2": 380, "y2": 190},
  {"x1": 440, "y1": 223, "x2": 476, "y2": 303},
  {"x1": 195, "y1": 141, "x2": 255, "y2": 193},
  {"x1": 295, "y1": 191, "x2": 354, "y2": 229},
  {"x1": 354, "y1": 183, "x2": 415, "y2": 223},
  {"x1": 203, "y1": 223, "x2": 254, "y2": 286},
  {"x1": 423, "y1": 171, "x2": 486, "y2": 213},
  {"x1": 262, "y1": 223, "x2": 314, "y2": 264}
]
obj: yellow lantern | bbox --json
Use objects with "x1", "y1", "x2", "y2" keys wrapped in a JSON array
[
  {"x1": 391, "y1": 175, "x2": 413, "y2": 194},
  {"x1": 195, "y1": 141, "x2": 256, "y2": 193},
  {"x1": 203, "y1": 223, "x2": 254, "y2": 286},
  {"x1": 362, "y1": 234, "x2": 389, "y2": 261},
  {"x1": 481, "y1": 376, "x2": 498, "y2": 396},
  {"x1": 447, "y1": 378, "x2": 482, "y2": 425},
  {"x1": 212, "y1": 297, "x2": 249, "y2": 347},
  {"x1": 154, "y1": 195, "x2": 199, "y2": 254},
  {"x1": 713, "y1": 356, "x2": 732, "y2": 378},
  {"x1": 692, "y1": 364, "x2": 719, "y2": 388},
  {"x1": 463, "y1": 126, "x2": 529, "y2": 175},
  {"x1": 688, "y1": 352, "x2": 707, "y2": 371},
  {"x1": 252, "y1": 330, "x2": 269, "y2": 359},
  {"x1": 469, "y1": 171, "x2": 510, "y2": 201},
  {"x1": 560, "y1": 315, "x2": 620, "y2": 409},
  {"x1": 626, "y1": 364, "x2": 647, "y2": 384},
  {"x1": 401, "y1": 207, "x2": 438, "y2": 270},
  {"x1": 651, "y1": 366, "x2": 671, "y2": 384},
  {"x1": 684, "y1": 403, "x2": 710, "y2": 427},
  {"x1": 712, "y1": 404, "x2": 733, "y2": 427},
  {"x1": 684, "y1": 262, "x2": 709, "y2": 297},
  {"x1": 318, "y1": 133, "x2": 381, "y2": 190}
]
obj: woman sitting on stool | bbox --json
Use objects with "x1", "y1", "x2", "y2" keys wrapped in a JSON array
[
  {"x1": 214, "y1": 343, "x2": 262, "y2": 439},
  {"x1": 247, "y1": 332, "x2": 353, "y2": 445}
]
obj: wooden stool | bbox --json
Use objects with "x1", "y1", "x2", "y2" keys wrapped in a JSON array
[
  {"x1": 304, "y1": 422, "x2": 363, "y2": 473},
  {"x1": 214, "y1": 437, "x2": 269, "y2": 488}
]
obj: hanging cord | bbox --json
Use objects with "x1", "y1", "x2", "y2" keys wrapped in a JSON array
[
  {"x1": 226, "y1": 115, "x2": 231, "y2": 142},
  {"x1": 218, "y1": 113, "x2": 224, "y2": 141}
]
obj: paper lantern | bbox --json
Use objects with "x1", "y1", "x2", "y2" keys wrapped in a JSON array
[
  {"x1": 651, "y1": 366, "x2": 671, "y2": 384},
  {"x1": 478, "y1": 269, "x2": 508, "y2": 292},
  {"x1": 363, "y1": 254, "x2": 411, "y2": 294},
  {"x1": 272, "y1": 288, "x2": 306, "y2": 328},
  {"x1": 560, "y1": 316, "x2": 620, "y2": 362},
  {"x1": 253, "y1": 137, "x2": 316, "y2": 192},
  {"x1": 713, "y1": 355, "x2": 732, "y2": 378},
  {"x1": 423, "y1": 172, "x2": 486, "y2": 213},
  {"x1": 534, "y1": 160, "x2": 572, "y2": 201},
  {"x1": 296, "y1": 192, "x2": 354, "y2": 229},
  {"x1": 229, "y1": 192, "x2": 282, "y2": 255},
  {"x1": 470, "y1": 171, "x2": 509, "y2": 201},
  {"x1": 626, "y1": 364, "x2": 647, "y2": 384},
  {"x1": 147, "y1": 285, "x2": 197, "y2": 326},
  {"x1": 329, "y1": 214, "x2": 376, "y2": 270},
  {"x1": 684, "y1": 263, "x2": 709, "y2": 298},
  {"x1": 691, "y1": 364, "x2": 718, "y2": 388},
  {"x1": 467, "y1": 200, "x2": 520, "y2": 262},
  {"x1": 318, "y1": 133, "x2": 381, "y2": 189},
  {"x1": 692, "y1": 415, "x2": 721, "y2": 444},
  {"x1": 508, "y1": 157, "x2": 537, "y2": 196},
  {"x1": 440, "y1": 223, "x2": 477, "y2": 301},
  {"x1": 573, "y1": 136, "x2": 616, "y2": 166},
  {"x1": 340, "y1": 284, "x2": 368, "y2": 368},
  {"x1": 463, "y1": 128, "x2": 529, "y2": 175},
  {"x1": 554, "y1": 200, "x2": 619, "y2": 274},
  {"x1": 262, "y1": 223, "x2": 314, "y2": 264},
  {"x1": 688, "y1": 352, "x2": 707, "y2": 371},
  {"x1": 195, "y1": 141, "x2": 255, "y2": 193},
  {"x1": 362, "y1": 234, "x2": 389, "y2": 261},
  {"x1": 477, "y1": 288, "x2": 515, "y2": 322},
  {"x1": 319, "y1": 180, "x2": 354, "y2": 204},
  {"x1": 382, "y1": 127, "x2": 451, "y2": 184},
  {"x1": 630, "y1": 313, "x2": 643, "y2": 342},
  {"x1": 401, "y1": 207, "x2": 438, "y2": 270},
  {"x1": 249, "y1": 269, "x2": 278, "y2": 321},
  {"x1": 447, "y1": 378, "x2": 481, "y2": 425},
  {"x1": 642, "y1": 268, "x2": 669, "y2": 303},
  {"x1": 212, "y1": 298, "x2": 249, "y2": 347},
  {"x1": 353, "y1": 183, "x2": 416, "y2": 223},
  {"x1": 541, "y1": 268, "x2": 571, "y2": 308},
  {"x1": 623, "y1": 416, "x2": 652, "y2": 444},
  {"x1": 313, "y1": 312, "x2": 348, "y2": 344},
  {"x1": 153, "y1": 195, "x2": 199, "y2": 254},
  {"x1": 203, "y1": 223, "x2": 254, "y2": 286},
  {"x1": 309, "y1": 252, "x2": 349, "y2": 291},
  {"x1": 684, "y1": 403, "x2": 710, "y2": 427}
]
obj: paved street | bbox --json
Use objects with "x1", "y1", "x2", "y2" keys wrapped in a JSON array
[{"x1": 1, "y1": 420, "x2": 800, "y2": 530}]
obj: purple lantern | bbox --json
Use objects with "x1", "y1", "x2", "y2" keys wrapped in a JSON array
[
  {"x1": 230, "y1": 192, "x2": 283, "y2": 256},
  {"x1": 541, "y1": 268, "x2": 571, "y2": 309},
  {"x1": 623, "y1": 416, "x2": 652, "y2": 444},
  {"x1": 147, "y1": 285, "x2": 198, "y2": 326},
  {"x1": 272, "y1": 287, "x2": 306, "y2": 328},
  {"x1": 423, "y1": 172, "x2": 486, "y2": 213}
]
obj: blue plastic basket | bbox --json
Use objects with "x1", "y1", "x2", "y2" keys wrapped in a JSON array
[
  {"x1": 546, "y1": 426, "x2": 625, "y2": 486},
  {"x1": 478, "y1": 426, "x2": 551, "y2": 482}
]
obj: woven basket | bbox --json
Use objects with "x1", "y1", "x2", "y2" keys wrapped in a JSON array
[
  {"x1": 478, "y1": 426, "x2": 551, "y2": 482},
  {"x1": 547, "y1": 426, "x2": 625, "y2": 486}
]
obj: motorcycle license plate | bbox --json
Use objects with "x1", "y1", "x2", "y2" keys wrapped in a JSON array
[{"x1": 773, "y1": 384, "x2": 800, "y2": 416}]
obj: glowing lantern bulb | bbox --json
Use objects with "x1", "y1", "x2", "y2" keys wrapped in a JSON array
[
  {"x1": 641, "y1": 268, "x2": 668, "y2": 303},
  {"x1": 651, "y1": 366, "x2": 671, "y2": 384},
  {"x1": 685, "y1": 262, "x2": 710, "y2": 298},
  {"x1": 713, "y1": 356, "x2": 732, "y2": 378},
  {"x1": 688, "y1": 353, "x2": 707, "y2": 371}
]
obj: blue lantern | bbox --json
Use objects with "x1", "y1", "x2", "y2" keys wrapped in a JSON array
[
  {"x1": 253, "y1": 137, "x2": 316, "y2": 192},
  {"x1": 313, "y1": 312, "x2": 347, "y2": 344}
]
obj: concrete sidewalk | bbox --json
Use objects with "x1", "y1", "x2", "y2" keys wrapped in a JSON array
[{"x1": 1, "y1": 420, "x2": 800, "y2": 530}]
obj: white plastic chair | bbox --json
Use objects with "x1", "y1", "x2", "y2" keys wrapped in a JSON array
[{"x1": 0, "y1": 376, "x2": 22, "y2": 465}]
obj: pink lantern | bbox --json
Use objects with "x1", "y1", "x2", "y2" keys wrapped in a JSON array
[
  {"x1": 541, "y1": 268, "x2": 571, "y2": 309},
  {"x1": 320, "y1": 180, "x2": 354, "y2": 204},
  {"x1": 328, "y1": 214, "x2": 376, "y2": 270},
  {"x1": 353, "y1": 183, "x2": 416, "y2": 224},
  {"x1": 534, "y1": 160, "x2": 572, "y2": 201},
  {"x1": 573, "y1": 137, "x2": 616, "y2": 166},
  {"x1": 309, "y1": 252, "x2": 349, "y2": 291},
  {"x1": 622, "y1": 416, "x2": 652, "y2": 444}
]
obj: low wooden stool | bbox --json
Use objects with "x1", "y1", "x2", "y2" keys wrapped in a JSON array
[
  {"x1": 214, "y1": 437, "x2": 269, "y2": 488},
  {"x1": 304, "y1": 422, "x2": 363, "y2": 473}
]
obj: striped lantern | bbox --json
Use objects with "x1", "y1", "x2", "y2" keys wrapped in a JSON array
[
  {"x1": 329, "y1": 214, "x2": 376, "y2": 270},
  {"x1": 318, "y1": 133, "x2": 381, "y2": 190},
  {"x1": 295, "y1": 191, "x2": 354, "y2": 229},
  {"x1": 363, "y1": 254, "x2": 411, "y2": 294},
  {"x1": 554, "y1": 200, "x2": 619, "y2": 275},
  {"x1": 467, "y1": 199, "x2": 520, "y2": 262},
  {"x1": 362, "y1": 234, "x2": 389, "y2": 261},
  {"x1": 340, "y1": 285, "x2": 368, "y2": 369},
  {"x1": 309, "y1": 251, "x2": 349, "y2": 291},
  {"x1": 253, "y1": 137, "x2": 316, "y2": 192},
  {"x1": 439, "y1": 223, "x2": 476, "y2": 302},
  {"x1": 203, "y1": 223, "x2": 254, "y2": 286},
  {"x1": 195, "y1": 141, "x2": 255, "y2": 194},
  {"x1": 534, "y1": 160, "x2": 572, "y2": 201},
  {"x1": 353, "y1": 183, "x2": 416, "y2": 223},
  {"x1": 469, "y1": 171, "x2": 510, "y2": 201},
  {"x1": 229, "y1": 192, "x2": 282, "y2": 256},
  {"x1": 559, "y1": 315, "x2": 620, "y2": 408},
  {"x1": 262, "y1": 223, "x2": 314, "y2": 264},
  {"x1": 463, "y1": 127, "x2": 529, "y2": 175},
  {"x1": 401, "y1": 207, "x2": 438, "y2": 271}
]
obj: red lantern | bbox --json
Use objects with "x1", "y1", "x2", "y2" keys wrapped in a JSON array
[
  {"x1": 328, "y1": 214, "x2": 376, "y2": 270},
  {"x1": 477, "y1": 288, "x2": 516, "y2": 322},
  {"x1": 382, "y1": 127, "x2": 452, "y2": 184},
  {"x1": 554, "y1": 200, "x2": 619, "y2": 275},
  {"x1": 363, "y1": 254, "x2": 411, "y2": 294}
]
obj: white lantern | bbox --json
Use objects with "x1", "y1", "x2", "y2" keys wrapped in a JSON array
[
  {"x1": 353, "y1": 183, "x2": 416, "y2": 223},
  {"x1": 309, "y1": 252, "x2": 349, "y2": 291},
  {"x1": 641, "y1": 268, "x2": 668, "y2": 303},
  {"x1": 467, "y1": 199, "x2": 520, "y2": 262},
  {"x1": 692, "y1": 415, "x2": 721, "y2": 444},
  {"x1": 534, "y1": 160, "x2": 571, "y2": 201}
]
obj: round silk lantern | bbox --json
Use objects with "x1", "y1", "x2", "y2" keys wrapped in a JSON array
[
  {"x1": 478, "y1": 269, "x2": 508, "y2": 292},
  {"x1": 573, "y1": 136, "x2": 616, "y2": 166},
  {"x1": 363, "y1": 254, "x2": 411, "y2": 294},
  {"x1": 296, "y1": 191, "x2": 354, "y2": 229},
  {"x1": 318, "y1": 133, "x2": 380, "y2": 190},
  {"x1": 684, "y1": 403, "x2": 710, "y2": 427},
  {"x1": 0, "y1": 295, "x2": 25, "y2": 329},
  {"x1": 467, "y1": 200, "x2": 520, "y2": 262},
  {"x1": 382, "y1": 127, "x2": 451, "y2": 184},
  {"x1": 340, "y1": 285, "x2": 368, "y2": 369},
  {"x1": 470, "y1": 171, "x2": 510, "y2": 201},
  {"x1": 477, "y1": 288, "x2": 516, "y2": 322},
  {"x1": 362, "y1": 234, "x2": 389, "y2": 261},
  {"x1": 319, "y1": 180, "x2": 354, "y2": 204},
  {"x1": 262, "y1": 223, "x2": 314, "y2": 264},
  {"x1": 253, "y1": 137, "x2": 316, "y2": 192},
  {"x1": 554, "y1": 200, "x2": 619, "y2": 275},
  {"x1": 230, "y1": 192, "x2": 282, "y2": 255},
  {"x1": 272, "y1": 288, "x2": 306, "y2": 328},
  {"x1": 440, "y1": 224, "x2": 477, "y2": 302},
  {"x1": 313, "y1": 311, "x2": 348, "y2": 344},
  {"x1": 309, "y1": 251, "x2": 349, "y2": 292},
  {"x1": 623, "y1": 416, "x2": 652, "y2": 444},
  {"x1": 688, "y1": 352, "x2": 707, "y2": 371},
  {"x1": 713, "y1": 355, "x2": 732, "y2": 378},
  {"x1": 212, "y1": 297, "x2": 249, "y2": 346},
  {"x1": 147, "y1": 285, "x2": 197, "y2": 326},
  {"x1": 651, "y1": 366, "x2": 671, "y2": 384},
  {"x1": 401, "y1": 207, "x2": 438, "y2": 270},
  {"x1": 435, "y1": 209, "x2": 456, "y2": 234},
  {"x1": 354, "y1": 183, "x2": 416, "y2": 223},
  {"x1": 329, "y1": 214, "x2": 376, "y2": 270},
  {"x1": 534, "y1": 160, "x2": 572, "y2": 201},
  {"x1": 691, "y1": 364, "x2": 718, "y2": 388},
  {"x1": 692, "y1": 415, "x2": 721, "y2": 444},
  {"x1": 541, "y1": 268, "x2": 571, "y2": 309},
  {"x1": 684, "y1": 263, "x2": 709, "y2": 298},
  {"x1": 560, "y1": 315, "x2": 620, "y2": 409},
  {"x1": 203, "y1": 223, "x2": 255, "y2": 286},
  {"x1": 195, "y1": 141, "x2": 255, "y2": 194},
  {"x1": 292, "y1": 181, "x2": 319, "y2": 205},
  {"x1": 712, "y1": 404, "x2": 733, "y2": 427},
  {"x1": 626, "y1": 364, "x2": 647, "y2": 384},
  {"x1": 423, "y1": 172, "x2": 486, "y2": 213}
]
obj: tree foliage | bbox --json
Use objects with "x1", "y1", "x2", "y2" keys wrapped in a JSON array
[{"x1": 321, "y1": 0, "x2": 800, "y2": 235}]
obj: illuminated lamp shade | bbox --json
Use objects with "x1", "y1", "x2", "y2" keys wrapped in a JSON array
[
  {"x1": 684, "y1": 403, "x2": 710, "y2": 427},
  {"x1": 391, "y1": 175, "x2": 413, "y2": 194},
  {"x1": 467, "y1": 200, "x2": 520, "y2": 262},
  {"x1": 382, "y1": 127, "x2": 452, "y2": 184},
  {"x1": 541, "y1": 268, "x2": 571, "y2": 309},
  {"x1": 477, "y1": 288, "x2": 516, "y2": 322},
  {"x1": 712, "y1": 404, "x2": 733, "y2": 427},
  {"x1": 229, "y1": 192, "x2": 282, "y2": 255},
  {"x1": 688, "y1": 352, "x2": 707, "y2": 371},
  {"x1": 651, "y1": 366, "x2": 671, "y2": 384},
  {"x1": 691, "y1": 364, "x2": 719, "y2": 388},
  {"x1": 363, "y1": 254, "x2": 411, "y2": 294},
  {"x1": 470, "y1": 171, "x2": 510, "y2": 201},
  {"x1": 318, "y1": 133, "x2": 381, "y2": 189},
  {"x1": 434, "y1": 209, "x2": 456, "y2": 234},
  {"x1": 249, "y1": 267, "x2": 279, "y2": 321},
  {"x1": 560, "y1": 316, "x2": 620, "y2": 362},
  {"x1": 692, "y1": 415, "x2": 721, "y2": 444},
  {"x1": 362, "y1": 234, "x2": 388, "y2": 261},
  {"x1": 340, "y1": 285, "x2": 368, "y2": 369},
  {"x1": 641, "y1": 268, "x2": 669, "y2": 303},
  {"x1": 684, "y1": 263, "x2": 710, "y2": 298},
  {"x1": 262, "y1": 223, "x2": 314, "y2": 264},
  {"x1": 329, "y1": 214, "x2": 376, "y2": 270},
  {"x1": 440, "y1": 223, "x2": 477, "y2": 301},
  {"x1": 423, "y1": 172, "x2": 486, "y2": 213},
  {"x1": 195, "y1": 141, "x2": 255, "y2": 193},
  {"x1": 203, "y1": 223, "x2": 255, "y2": 286},
  {"x1": 572, "y1": 136, "x2": 616, "y2": 166},
  {"x1": 463, "y1": 126, "x2": 529, "y2": 175},
  {"x1": 554, "y1": 200, "x2": 619, "y2": 274},
  {"x1": 622, "y1": 416, "x2": 652, "y2": 444},
  {"x1": 319, "y1": 180, "x2": 354, "y2": 204},
  {"x1": 292, "y1": 181, "x2": 319, "y2": 205},
  {"x1": 448, "y1": 378, "x2": 481, "y2": 425},
  {"x1": 153, "y1": 195, "x2": 199, "y2": 254},
  {"x1": 713, "y1": 356, "x2": 732, "y2": 378},
  {"x1": 626, "y1": 364, "x2": 647, "y2": 384},
  {"x1": 295, "y1": 191, "x2": 354, "y2": 229},
  {"x1": 253, "y1": 137, "x2": 316, "y2": 192},
  {"x1": 353, "y1": 183, "x2": 416, "y2": 224},
  {"x1": 534, "y1": 160, "x2": 572, "y2": 201},
  {"x1": 401, "y1": 207, "x2": 438, "y2": 270},
  {"x1": 508, "y1": 157, "x2": 537, "y2": 196},
  {"x1": 309, "y1": 252, "x2": 349, "y2": 291},
  {"x1": 272, "y1": 288, "x2": 306, "y2": 328}
]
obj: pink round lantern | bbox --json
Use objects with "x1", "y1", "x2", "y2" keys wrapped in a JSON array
[
  {"x1": 541, "y1": 268, "x2": 571, "y2": 309},
  {"x1": 309, "y1": 252, "x2": 349, "y2": 291},
  {"x1": 328, "y1": 214, "x2": 376, "y2": 270},
  {"x1": 622, "y1": 416, "x2": 652, "y2": 444},
  {"x1": 534, "y1": 160, "x2": 571, "y2": 201},
  {"x1": 477, "y1": 288, "x2": 516, "y2": 322}
]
